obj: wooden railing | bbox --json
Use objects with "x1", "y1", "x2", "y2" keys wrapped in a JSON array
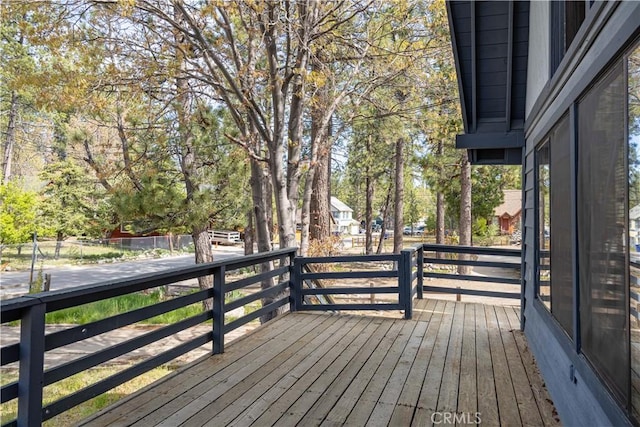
[
  {"x1": 420, "y1": 244, "x2": 522, "y2": 300},
  {"x1": 292, "y1": 247, "x2": 421, "y2": 319},
  {"x1": 0, "y1": 243, "x2": 520, "y2": 426},
  {"x1": 0, "y1": 248, "x2": 296, "y2": 427}
]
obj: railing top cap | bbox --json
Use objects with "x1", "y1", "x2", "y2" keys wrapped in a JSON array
[{"x1": 1, "y1": 247, "x2": 297, "y2": 312}]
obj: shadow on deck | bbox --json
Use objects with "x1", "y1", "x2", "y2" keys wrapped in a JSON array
[{"x1": 80, "y1": 299, "x2": 560, "y2": 426}]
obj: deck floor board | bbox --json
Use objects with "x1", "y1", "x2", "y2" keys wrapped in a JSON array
[{"x1": 80, "y1": 300, "x2": 560, "y2": 427}]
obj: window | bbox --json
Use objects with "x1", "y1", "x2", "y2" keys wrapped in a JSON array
[
  {"x1": 578, "y1": 57, "x2": 628, "y2": 405},
  {"x1": 550, "y1": 1, "x2": 586, "y2": 76},
  {"x1": 536, "y1": 114, "x2": 573, "y2": 336},
  {"x1": 537, "y1": 141, "x2": 551, "y2": 309},
  {"x1": 628, "y1": 40, "x2": 640, "y2": 420}
]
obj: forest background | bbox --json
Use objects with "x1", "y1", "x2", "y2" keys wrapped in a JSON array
[{"x1": 0, "y1": 0, "x2": 521, "y2": 277}]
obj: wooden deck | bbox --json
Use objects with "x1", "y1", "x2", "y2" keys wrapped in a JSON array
[{"x1": 80, "y1": 299, "x2": 560, "y2": 426}]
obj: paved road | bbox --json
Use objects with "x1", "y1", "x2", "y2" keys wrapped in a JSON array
[{"x1": 0, "y1": 247, "x2": 244, "y2": 299}]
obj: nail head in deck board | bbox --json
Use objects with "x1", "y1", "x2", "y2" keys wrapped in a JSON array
[
  {"x1": 262, "y1": 319, "x2": 383, "y2": 426},
  {"x1": 78, "y1": 312, "x2": 310, "y2": 427},
  {"x1": 157, "y1": 314, "x2": 349, "y2": 426},
  {"x1": 485, "y1": 304, "x2": 522, "y2": 426},
  {"x1": 322, "y1": 320, "x2": 407, "y2": 425},
  {"x1": 131, "y1": 314, "x2": 335, "y2": 427},
  {"x1": 226, "y1": 317, "x2": 375, "y2": 426},
  {"x1": 80, "y1": 300, "x2": 559, "y2": 427},
  {"x1": 457, "y1": 303, "x2": 478, "y2": 418},
  {"x1": 389, "y1": 299, "x2": 445, "y2": 426},
  {"x1": 343, "y1": 320, "x2": 420, "y2": 425},
  {"x1": 435, "y1": 302, "x2": 467, "y2": 415},
  {"x1": 367, "y1": 320, "x2": 430, "y2": 426},
  {"x1": 495, "y1": 305, "x2": 543, "y2": 426},
  {"x1": 411, "y1": 302, "x2": 457, "y2": 426},
  {"x1": 297, "y1": 319, "x2": 396, "y2": 424},
  {"x1": 475, "y1": 302, "x2": 500, "y2": 426}
]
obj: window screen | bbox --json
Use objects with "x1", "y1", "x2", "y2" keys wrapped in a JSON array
[
  {"x1": 538, "y1": 142, "x2": 551, "y2": 309},
  {"x1": 536, "y1": 114, "x2": 573, "y2": 337},
  {"x1": 578, "y1": 61, "x2": 629, "y2": 404},
  {"x1": 550, "y1": 114, "x2": 573, "y2": 336},
  {"x1": 627, "y1": 40, "x2": 640, "y2": 422}
]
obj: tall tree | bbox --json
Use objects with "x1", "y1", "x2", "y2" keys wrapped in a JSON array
[
  {"x1": 38, "y1": 160, "x2": 108, "y2": 257},
  {"x1": 458, "y1": 154, "x2": 472, "y2": 274}
]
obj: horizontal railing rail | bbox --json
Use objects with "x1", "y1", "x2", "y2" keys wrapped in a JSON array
[
  {"x1": 1, "y1": 242, "x2": 524, "y2": 426},
  {"x1": 420, "y1": 244, "x2": 522, "y2": 300},
  {"x1": 293, "y1": 250, "x2": 416, "y2": 319},
  {"x1": 0, "y1": 247, "x2": 296, "y2": 427}
]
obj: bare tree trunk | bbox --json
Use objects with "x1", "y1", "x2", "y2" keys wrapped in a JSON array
[
  {"x1": 436, "y1": 191, "x2": 445, "y2": 261},
  {"x1": 436, "y1": 139, "x2": 446, "y2": 259},
  {"x1": 250, "y1": 157, "x2": 283, "y2": 323},
  {"x1": 304, "y1": 62, "x2": 332, "y2": 254},
  {"x1": 309, "y1": 151, "x2": 331, "y2": 242},
  {"x1": 250, "y1": 158, "x2": 273, "y2": 254},
  {"x1": 244, "y1": 209, "x2": 254, "y2": 256},
  {"x1": 458, "y1": 154, "x2": 472, "y2": 275},
  {"x1": 193, "y1": 225, "x2": 214, "y2": 310},
  {"x1": 436, "y1": 140, "x2": 446, "y2": 244},
  {"x1": 393, "y1": 137, "x2": 404, "y2": 254},
  {"x1": 436, "y1": 192, "x2": 445, "y2": 244},
  {"x1": 2, "y1": 91, "x2": 18, "y2": 183},
  {"x1": 264, "y1": 166, "x2": 274, "y2": 248},
  {"x1": 376, "y1": 182, "x2": 393, "y2": 255},
  {"x1": 54, "y1": 231, "x2": 63, "y2": 260},
  {"x1": 365, "y1": 174, "x2": 374, "y2": 255}
]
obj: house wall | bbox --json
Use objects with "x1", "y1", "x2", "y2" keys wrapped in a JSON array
[
  {"x1": 522, "y1": 2, "x2": 640, "y2": 425},
  {"x1": 525, "y1": 0, "x2": 550, "y2": 117}
]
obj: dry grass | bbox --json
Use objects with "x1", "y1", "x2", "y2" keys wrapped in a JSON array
[{"x1": 0, "y1": 365, "x2": 172, "y2": 425}]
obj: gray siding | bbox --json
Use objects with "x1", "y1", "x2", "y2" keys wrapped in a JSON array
[{"x1": 522, "y1": 2, "x2": 640, "y2": 425}]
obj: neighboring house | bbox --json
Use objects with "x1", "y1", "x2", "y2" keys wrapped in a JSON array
[
  {"x1": 107, "y1": 222, "x2": 161, "y2": 239},
  {"x1": 493, "y1": 189, "x2": 522, "y2": 234},
  {"x1": 448, "y1": 2, "x2": 639, "y2": 425},
  {"x1": 330, "y1": 197, "x2": 359, "y2": 235},
  {"x1": 632, "y1": 205, "x2": 640, "y2": 251}
]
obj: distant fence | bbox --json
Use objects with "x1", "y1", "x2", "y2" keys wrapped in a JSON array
[
  {"x1": 91, "y1": 235, "x2": 194, "y2": 251},
  {"x1": 0, "y1": 236, "x2": 194, "y2": 270}
]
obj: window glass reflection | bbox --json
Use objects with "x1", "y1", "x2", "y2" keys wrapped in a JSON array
[
  {"x1": 538, "y1": 141, "x2": 551, "y2": 310},
  {"x1": 628, "y1": 41, "x2": 640, "y2": 421}
]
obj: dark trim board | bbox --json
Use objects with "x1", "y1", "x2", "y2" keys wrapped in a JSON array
[
  {"x1": 455, "y1": 131, "x2": 524, "y2": 149},
  {"x1": 525, "y1": 2, "x2": 639, "y2": 152}
]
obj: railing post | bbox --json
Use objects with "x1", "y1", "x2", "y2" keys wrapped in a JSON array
[
  {"x1": 400, "y1": 250, "x2": 412, "y2": 319},
  {"x1": 289, "y1": 252, "x2": 300, "y2": 312},
  {"x1": 17, "y1": 301, "x2": 46, "y2": 427},
  {"x1": 213, "y1": 266, "x2": 225, "y2": 355},
  {"x1": 417, "y1": 245, "x2": 424, "y2": 299}
]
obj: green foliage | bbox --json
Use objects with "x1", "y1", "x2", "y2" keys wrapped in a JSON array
[
  {"x1": 0, "y1": 366, "x2": 172, "y2": 426},
  {"x1": 473, "y1": 217, "x2": 498, "y2": 238},
  {"x1": 44, "y1": 290, "x2": 204, "y2": 325},
  {"x1": 38, "y1": 160, "x2": 111, "y2": 239},
  {"x1": 0, "y1": 181, "x2": 38, "y2": 244}
]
